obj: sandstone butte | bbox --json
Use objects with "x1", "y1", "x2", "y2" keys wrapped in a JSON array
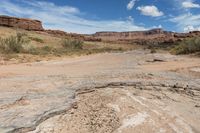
[{"x1": 0, "y1": 15, "x2": 44, "y2": 31}]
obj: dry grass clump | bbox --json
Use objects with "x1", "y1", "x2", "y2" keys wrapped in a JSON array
[
  {"x1": 61, "y1": 39, "x2": 83, "y2": 50},
  {"x1": 28, "y1": 36, "x2": 44, "y2": 43},
  {"x1": 0, "y1": 32, "x2": 30, "y2": 53},
  {"x1": 170, "y1": 37, "x2": 200, "y2": 55}
]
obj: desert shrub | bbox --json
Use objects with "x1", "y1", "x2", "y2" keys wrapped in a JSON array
[
  {"x1": 170, "y1": 37, "x2": 200, "y2": 54},
  {"x1": 147, "y1": 45, "x2": 157, "y2": 53},
  {"x1": 25, "y1": 45, "x2": 55, "y2": 55},
  {"x1": 118, "y1": 47, "x2": 123, "y2": 51},
  {"x1": 150, "y1": 48, "x2": 157, "y2": 53},
  {"x1": 22, "y1": 44, "x2": 37, "y2": 54},
  {"x1": 61, "y1": 39, "x2": 83, "y2": 50},
  {"x1": 29, "y1": 36, "x2": 44, "y2": 43},
  {"x1": 0, "y1": 32, "x2": 30, "y2": 53},
  {"x1": 41, "y1": 46, "x2": 52, "y2": 51},
  {"x1": 39, "y1": 46, "x2": 54, "y2": 55}
]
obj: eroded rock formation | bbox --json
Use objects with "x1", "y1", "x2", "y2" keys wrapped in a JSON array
[
  {"x1": 0, "y1": 15, "x2": 44, "y2": 31},
  {"x1": 93, "y1": 29, "x2": 171, "y2": 40},
  {"x1": 92, "y1": 28, "x2": 200, "y2": 46}
]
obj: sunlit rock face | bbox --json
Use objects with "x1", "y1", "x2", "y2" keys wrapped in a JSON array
[
  {"x1": 93, "y1": 28, "x2": 200, "y2": 46},
  {"x1": 0, "y1": 15, "x2": 44, "y2": 31}
]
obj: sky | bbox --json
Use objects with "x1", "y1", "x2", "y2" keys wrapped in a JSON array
[{"x1": 0, "y1": 0, "x2": 200, "y2": 34}]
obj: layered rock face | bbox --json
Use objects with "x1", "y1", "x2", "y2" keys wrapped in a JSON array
[
  {"x1": 93, "y1": 29, "x2": 173, "y2": 41},
  {"x1": 45, "y1": 30, "x2": 85, "y2": 40},
  {"x1": 92, "y1": 28, "x2": 200, "y2": 46},
  {"x1": 0, "y1": 15, "x2": 44, "y2": 31}
]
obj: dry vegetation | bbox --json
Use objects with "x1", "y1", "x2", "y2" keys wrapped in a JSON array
[
  {"x1": 2, "y1": 26, "x2": 199, "y2": 64},
  {"x1": 170, "y1": 37, "x2": 200, "y2": 55},
  {"x1": 0, "y1": 27, "x2": 135, "y2": 64}
]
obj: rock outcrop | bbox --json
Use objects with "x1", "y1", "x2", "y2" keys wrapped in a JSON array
[
  {"x1": 92, "y1": 28, "x2": 200, "y2": 46},
  {"x1": 0, "y1": 15, "x2": 44, "y2": 31},
  {"x1": 0, "y1": 15, "x2": 100, "y2": 41},
  {"x1": 42, "y1": 30, "x2": 102, "y2": 41},
  {"x1": 44, "y1": 30, "x2": 87, "y2": 41},
  {"x1": 93, "y1": 29, "x2": 174, "y2": 41}
]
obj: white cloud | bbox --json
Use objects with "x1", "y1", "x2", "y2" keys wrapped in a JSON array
[
  {"x1": 137, "y1": 5, "x2": 164, "y2": 17},
  {"x1": 151, "y1": 24, "x2": 163, "y2": 29},
  {"x1": 127, "y1": 0, "x2": 137, "y2": 10},
  {"x1": 169, "y1": 13, "x2": 200, "y2": 32},
  {"x1": 0, "y1": 1, "x2": 147, "y2": 34},
  {"x1": 184, "y1": 25, "x2": 200, "y2": 32},
  {"x1": 127, "y1": 16, "x2": 134, "y2": 23},
  {"x1": 182, "y1": 1, "x2": 200, "y2": 8},
  {"x1": 158, "y1": 25, "x2": 162, "y2": 28},
  {"x1": 184, "y1": 25, "x2": 194, "y2": 32}
]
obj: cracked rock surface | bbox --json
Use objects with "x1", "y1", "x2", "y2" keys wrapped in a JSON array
[{"x1": 0, "y1": 50, "x2": 200, "y2": 133}]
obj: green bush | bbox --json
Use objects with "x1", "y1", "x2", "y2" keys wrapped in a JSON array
[
  {"x1": 0, "y1": 33, "x2": 30, "y2": 53},
  {"x1": 24, "y1": 45, "x2": 55, "y2": 55},
  {"x1": 29, "y1": 36, "x2": 44, "y2": 43},
  {"x1": 61, "y1": 39, "x2": 83, "y2": 50},
  {"x1": 39, "y1": 46, "x2": 54, "y2": 55},
  {"x1": 170, "y1": 37, "x2": 200, "y2": 55},
  {"x1": 150, "y1": 48, "x2": 157, "y2": 53}
]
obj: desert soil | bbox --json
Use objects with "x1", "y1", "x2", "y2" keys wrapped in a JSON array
[{"x1": 0, "y1": 50, "x2": 200, "y2": 133}]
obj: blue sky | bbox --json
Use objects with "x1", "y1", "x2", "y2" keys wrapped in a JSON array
[{"x1": 0, "y1": 0, "x2": 200, "y2": 34}]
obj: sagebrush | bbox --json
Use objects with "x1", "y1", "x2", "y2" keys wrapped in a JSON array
[
  {"x1": 170, "y1": 37, "x2": 200, "y2": 54},
  {"x1": 61, "y1": 39, "x2": 83, "y2": 50},
  {"x1": 0, "y1": 33, "x2": 29, "y2": 53}
]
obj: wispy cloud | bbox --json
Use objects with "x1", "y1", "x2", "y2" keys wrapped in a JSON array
[
  {"x1": 183, "y1": 25, "x2": 200, "y2": 32},
  {"x1": 169, "y1": 13, "x2": 200, "y2": 32},
  {"x1": 0, "y1": 0, "x2": 147, "y2": 34},
  {"x1": 182, "y1": 1, "x2": 200, "y2": 8},
  {"x1": 127, "y1": 0, "x2": 138, "y2": 10},
  {"x1": 137, "y1": 5, "x2": 164, "y2": 17},
  {"x1": 167, "y1": 0, "x2": 200, "y2": 32},
  {"x1": 127, "y1": 16, "x2": 134, "y2": 23}
]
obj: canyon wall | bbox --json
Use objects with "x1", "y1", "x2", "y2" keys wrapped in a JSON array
[{"x1": 92, "y1": 28, "x2": 200, "y2": 45}]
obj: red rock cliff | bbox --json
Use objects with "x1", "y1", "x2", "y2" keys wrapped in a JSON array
[
  {"x1": 92, "y1": 28, "x2": 200, "y2": 45},
  {"x1": 93, "y1": 29, "x2": 174, "y2": 41},
  {"x1": 0, "y1": 15, "x2": 44, "y2": 31}
]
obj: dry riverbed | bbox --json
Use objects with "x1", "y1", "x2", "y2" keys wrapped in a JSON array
[{"x1": 0, "y1": 50, "x2": 200, "y2": 133}]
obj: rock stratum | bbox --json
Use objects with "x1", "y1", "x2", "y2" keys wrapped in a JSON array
[
  {"x1": 92, "y1": 29, "x2": 200, "y2": 46},
  {"x1": 0, "y1": 15, "x2": 44, "y2": 31}
]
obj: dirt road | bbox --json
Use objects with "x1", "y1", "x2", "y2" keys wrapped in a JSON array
[{"x1": 0, "y1": 50, "x2": 200, "y2": 133}]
